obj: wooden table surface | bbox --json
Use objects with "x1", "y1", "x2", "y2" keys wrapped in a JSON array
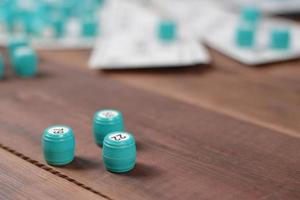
[{"x1": 0, "y1": 43, "x2": 299, "y2": 199}]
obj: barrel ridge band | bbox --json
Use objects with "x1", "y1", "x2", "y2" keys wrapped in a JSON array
[{"x1": 0, "y1": 143, "x2": 114, "y2": 200}]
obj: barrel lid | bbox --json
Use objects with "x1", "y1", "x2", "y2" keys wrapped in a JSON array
[
  {"x1": 94, "y1": 109, "x2": 123, "y2": 124},
  {"x1": 43, "y1": 125, "x2": 74, "y2": 140},
  {"x1": 104, "y1": 132, "x2": 135, "y2": 147}
]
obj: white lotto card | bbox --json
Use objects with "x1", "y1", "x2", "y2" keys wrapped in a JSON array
[
  {"x1": 205, "y1": 14, "x2": 300, "y2": 65},
  {"x1": 89, "y1": 35, "x2": 210, "y2": 69},
  {"x1": 89, "y1": 0, "x2": 211, "y2": 69},
  {"x1": 226, "y1": 0, "x2": 300, "y2": 14},
  {"x1": 150, "y1": 0, "x2": 229, "y2": 40},
  {"x1": 99, "y1": 0, "x2": 157, "y2": 38}
]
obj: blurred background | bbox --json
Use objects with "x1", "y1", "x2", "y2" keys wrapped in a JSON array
[{"x1": 1, "y1": 0, "x2": 300, "y2": 69}]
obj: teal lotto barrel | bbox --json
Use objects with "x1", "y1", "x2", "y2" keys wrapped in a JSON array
[
  {"x1": 81, "y1": 16, "x2": 98, "y2": 37},
  {"x1": 93, "y1": 109, "x2": 124, "y2": 146},
  {"x1": 158, "y1": 19, "x2": 177, "y2": 42},
  {"x1": 52, "y1": 16, "x2": 65, "y2": 38},
  {"x1": 270, "y1": 28, "x2": 291, "y2": 50},
  {"x1": 0, "y1": 54, "x2": 4, "y2": 79},
  {"x1": 102, "y1": 132, "x2": 136, "y2": 173},
  {"x1": 241, "y1": 6, "x2": 261, "y2": 25},
  {"x1": 12, "y1": 46, "x2": 38, "y2": 77},
  {"x1": 8, "y1": 35, "x2": 29, "y2": 57},
  {"x1": 235, "y1": 23, "x2": 255, "y2": 48},
  {"x1": 42, "y1": 125, "x2": 75, "y2": 166}
]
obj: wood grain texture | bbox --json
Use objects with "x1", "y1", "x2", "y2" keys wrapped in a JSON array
[
  {"x1": 0, "y1": 148, "x2": 104, "y2": 200},
  {"x1": 0, "y1": 50, "x2": 299, "y2": 200},
  {"x1": 36, "y1": 48, "x2": 300, "y2": 139},
  {"x1": 107, "y1": 48, "x2": 300, "y2": 138}
]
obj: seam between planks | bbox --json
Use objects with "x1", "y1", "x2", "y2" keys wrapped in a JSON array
[
  {"x1": 0, "y1": 143, "x2": 114, "y2": 200},
  {"x1": 109, "y1": 77, "x2": 300, "y2": 139},
  {"x1": 40, "y1": 55, "x2": 300, "y2": 139}
]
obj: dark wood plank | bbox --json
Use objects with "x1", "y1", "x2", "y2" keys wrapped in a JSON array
[
  {"x1": 0, "y1": 50, "x2": 299, "y2": 200},
  {"x1": 107, "y1": 48, "x2": 300, "y2": 138},
  {"x1": 36, "y1": 48, "x2": 300, "y2": 138},
  {"x1": 0, "y1": 148, "x2": 105, "y2": 200}
]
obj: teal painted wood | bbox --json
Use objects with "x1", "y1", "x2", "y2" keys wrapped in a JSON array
[
  {"x1": 93, "y1": 109, "x2": 124, "y2": 146},
  {"x1": 102, "y1": 132, "x2": 136, "y2": 173},
  {"x1": 42, "y1": 125, "x2": 75, "y2": 166}
]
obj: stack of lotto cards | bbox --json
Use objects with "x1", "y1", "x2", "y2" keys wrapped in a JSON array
[
  {"x1": 2, "y1": 0, "x2": 300, "y2": 69},
  {"x1": 205, "y1": 12, "x2": 300, "y2": 65}
]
